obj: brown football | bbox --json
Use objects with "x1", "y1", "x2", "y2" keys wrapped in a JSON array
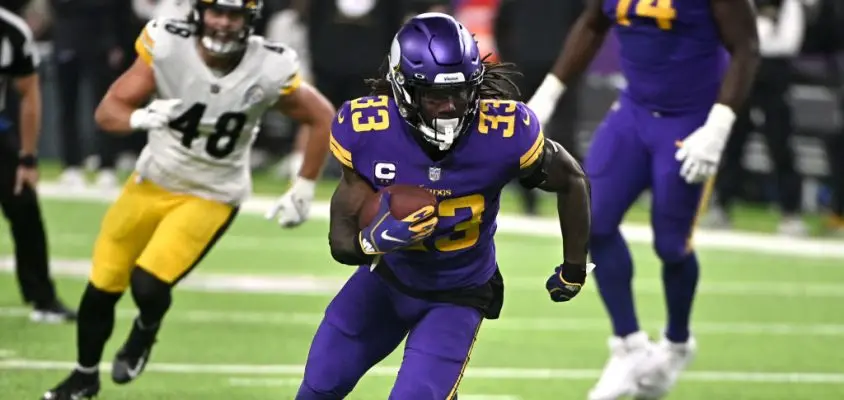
[{"x1": 358, "y1": 185, "x2": 438, "y2": 229}]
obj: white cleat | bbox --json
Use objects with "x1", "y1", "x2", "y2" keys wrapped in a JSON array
[
  {"x1": 58, "y1": 168, "x2": 87, "y2": 191},
  {"x1": 778, "y1": 216, "x2": 808, "y2": 237},
  {"x1": 634, "y1": 335, "x2": 697, "y2": 399},
  {"x1": 95, "y1": 169, "x2": 119, "y2": 191},
  {"x1": 588, "y1": 331, "x2": 654, "y2": 400}
]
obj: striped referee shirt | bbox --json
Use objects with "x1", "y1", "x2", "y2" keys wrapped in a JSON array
[{"x1": 0, "y1": 6, "x2": 39, "y2": 113}]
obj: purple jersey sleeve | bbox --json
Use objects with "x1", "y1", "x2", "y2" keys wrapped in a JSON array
[
  {"x1": 329, "y1": 101, "x2": 357, "y2": 170},
  {"x1": 475, "y1": 100, "x2": 545, "y2": 177},
  {"x1": 514, "y1": 102, "x2": 546, "y2": 173},
  {"x1": 329, "y1": 95, "x2": 394, "y2": 173}
]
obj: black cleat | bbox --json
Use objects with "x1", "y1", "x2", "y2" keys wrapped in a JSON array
[
  {"x1": 41, "y1": 369, "x2": 100, "y2": 399},
  {"x1": 31, "y1": 300, "x2": 77, "y2": 324},
  {"x1": 111, "y1": 319, "x2": 158, "y2": 385}
]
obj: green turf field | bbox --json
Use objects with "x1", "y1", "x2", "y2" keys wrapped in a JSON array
[{"x1": 1, "y1": 185, "x2": 843, "y2": 399}]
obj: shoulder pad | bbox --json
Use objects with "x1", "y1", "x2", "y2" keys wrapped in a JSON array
[
  {"x1": 514, "y1": 101, "x2": 545, "y2": 171},
  {"x1": 135, "y1": 18, "x2": 191, "y2": 65},
  {"x1": 475, "y1": 100, "x2": 544, "y2": 170},
  {"x1": 256, "y1": 37, "x2": 302, "y2": 97},
  {"x1": 329, "y1": 95, "x2": 394, "y2": 170}
]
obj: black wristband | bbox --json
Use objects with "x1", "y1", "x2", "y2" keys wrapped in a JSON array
[
  {"x1": 18, "y1": 154, "x2": 37, "y2": 167},
  {"x1": 560, "y1": 261, "x2": 587, "y2": 284}
]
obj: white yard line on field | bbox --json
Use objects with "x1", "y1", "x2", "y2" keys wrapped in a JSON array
[
  {"x1": 2, "y1": 358, "x2": 844, "y2": 384},
  {"x1": 0, "y1": 306, "x2": 840, "y2": 337},
  {"x1": 33, "y1": 183, "x2": 844, "y2": 259},
  {"x1": 227, "y1": 377, "x2": 301, "y2": 387},
  {"x1": 3, "y1": 257, "x2": 844, "y2": 298}
]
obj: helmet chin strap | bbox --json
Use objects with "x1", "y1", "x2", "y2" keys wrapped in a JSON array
[{"x1": 420, "y1": 118, "x2": 459, "y2": 151}]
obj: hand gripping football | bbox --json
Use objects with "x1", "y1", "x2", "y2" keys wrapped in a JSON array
[{"x1": 358, "y1": 185, "x2": 438, "y2": 229}]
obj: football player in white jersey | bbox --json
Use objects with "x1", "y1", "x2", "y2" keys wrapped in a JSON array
[{"x1": 42, "y1": 1, "x2": 335, "y2": 398}]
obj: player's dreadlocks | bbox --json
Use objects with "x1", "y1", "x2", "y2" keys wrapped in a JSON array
[{"x1": 365, "y1": 54, "x2": 523, "y2": 101}]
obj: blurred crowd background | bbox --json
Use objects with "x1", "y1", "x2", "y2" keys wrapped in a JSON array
[{"x1": 7, "y1": 0, "x2": 844, "y2": 237}]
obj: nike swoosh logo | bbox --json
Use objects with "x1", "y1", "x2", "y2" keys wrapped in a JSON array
[
  {"x1": 380, "y1": 231, "x2": 407, "y2": 243},
  {"x1": 523, "y1": 112, "x2": 530, "y2": 125},
  {"x1": 127, "y1": 353, "x2": 148, "y2": 378},
  {"x1": 337, "y1": 112, "x2": 345, "y2": 123}
]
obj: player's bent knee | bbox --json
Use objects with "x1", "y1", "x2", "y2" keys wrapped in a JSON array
[
  {"x1": 653, "y1": 236, "x2": 691, "y2": 264},
  {"x1": 590, "y1": 229, "x2": 619, "y2": 246},
  {"x1": 89, "y1": 265, "x2": 132, "y2": 293},
  {"x1": 131, "y1": 267, "x2": 172, "y2": 303}
]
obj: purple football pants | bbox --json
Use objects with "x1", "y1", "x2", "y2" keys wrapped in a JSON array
[
  {"x1": 296, "y1": 266, "x2": 482, "y2": 399},
  {"x1": 586, "y1": 97, "x2": 709, "y2": 342}
]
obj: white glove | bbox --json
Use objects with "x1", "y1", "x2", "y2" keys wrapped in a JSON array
[
  {"x1": 265, "y1": 177, "x2": 316, "y2": 228},
  {"x1": 130, "y1": 99, "x2": 183, "y2": 131},
  {"x1": 526, "y1": 74, "x2": 566, "y2": 126},
  {"x1": 675, "y1": 104, "x2": 736, "y2": 184}
]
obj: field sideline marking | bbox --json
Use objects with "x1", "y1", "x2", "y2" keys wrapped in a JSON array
[
  {"x1": 3, "y1": 359, "x2": 844, "y2": 384},
  {"x1": 33, "y1": 183, "x2": 844, "y2": 259},
  {"x1": 0, "y1": 306, "x2": 841, "y2": 337}
]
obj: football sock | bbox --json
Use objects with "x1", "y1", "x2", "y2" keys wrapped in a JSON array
[
  {"x1": 131, "y1": 267, "x2": 172, "y2": 329},
  {"x1": 662, "y1": 253, "x2": 700, "y2": 343},
  {"x1": 591, "y1": 230, "x2": 640, "y2": 337},
  {"x1": 77, "y1": 282, "x2": 123, "y2": 369}
]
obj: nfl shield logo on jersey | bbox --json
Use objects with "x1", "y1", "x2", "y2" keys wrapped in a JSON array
[
  {"x1": 243, "y1": 84, "x2": 265, "y2": 106},
  {"x1": 428, "y1": 166, "x2": 441, "y2": 182}
]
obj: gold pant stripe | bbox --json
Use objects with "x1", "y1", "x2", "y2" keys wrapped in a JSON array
[
  {"x1": 446, "y1": 320, "x2": 483, "y2": 400},
  {"x1": 685, "y1": 176, "x2": 716, "y2": 253}
]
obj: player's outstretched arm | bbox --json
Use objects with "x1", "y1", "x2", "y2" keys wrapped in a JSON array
[
  {"x1": 521, "y1": 138, "x2": 592, "y2": 302},
  {"x1": 274, "y1": 81, "x2": 336, "y2": 182},
  {"x1": 266, "y1": 81, "x2": 336, "y2": 228},
  {"x1": 528, "y1": 0, "x2": 611, "y2": 124},
  {"x1": 94, "y1": 57, "x2": 163, "y2": 134},
  {"x1": 328, "y1": 166, "x2": 377, "y2": 266}
]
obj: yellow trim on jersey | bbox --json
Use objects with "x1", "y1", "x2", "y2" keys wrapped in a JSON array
[
  {"x1": 685, "y1": 177, "x2": 716, "y2": 252},
  {"x1": 519, "y1": 130, "x2": 545, "y2": 169},
  {"x1": 135, "y1": 28, "x2": 154, "y2": 65},
  {"x1": 329, "y1": 131, "x2": 353, "y2": 168},
  {"x1": 445, "y1": 321, "x2": 483, "y2": 399},
  {"x1": 141, "y1": 28, "x2": 155, "y2": 48},
  {"x1": 280, "y1": 73, "x2": 302, "y2": 96}
]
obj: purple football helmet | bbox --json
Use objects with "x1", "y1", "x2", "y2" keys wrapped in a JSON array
[{"x1": 387, "y1": 13, "x2": 484, "y2": 151}]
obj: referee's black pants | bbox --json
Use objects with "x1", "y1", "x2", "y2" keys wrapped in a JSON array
[{"x1": 0, "y1": 134, "x2": 57, "y2": 308}]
